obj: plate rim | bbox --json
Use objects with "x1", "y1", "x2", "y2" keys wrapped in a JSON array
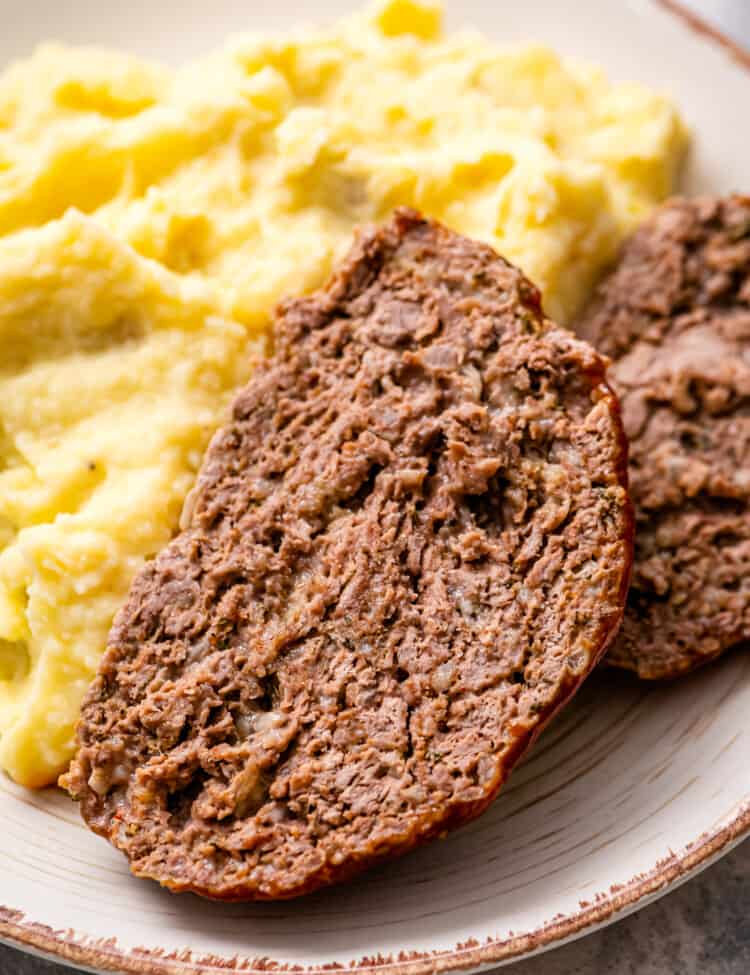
[
  {"x1": 1, "y1": 801, "x2": 749, "y2": 975},
  {"x1": 1, "y1": 1, "x2": 750, "y2": 972}
]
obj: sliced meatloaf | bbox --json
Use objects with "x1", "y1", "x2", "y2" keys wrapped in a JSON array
[
  {"x1": 63, "y1": 208, "x2": 633, "y2": 899},
  {"x1": 579, "y1": 195, "x2": 750, "y2": 679}
]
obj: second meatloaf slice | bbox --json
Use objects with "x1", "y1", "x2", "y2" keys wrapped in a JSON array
[
  {"x1": 579, "y1": 195, "x2": 750, "y2": 679},
  {"x1": 63, "y1": 209, "x2": 633, "y2": 899}
]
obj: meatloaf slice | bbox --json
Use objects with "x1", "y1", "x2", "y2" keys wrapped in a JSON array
[
  {"x1": 63, "y1": 208, "x2": 633, "y2": 899},
  {"x1": 578, "y1": 195, "x2": 750, "y2": 680}
]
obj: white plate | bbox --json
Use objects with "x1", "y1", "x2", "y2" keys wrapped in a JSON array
[{"x1": 1, "y1": 1, "x2": 749, "y2": 973}]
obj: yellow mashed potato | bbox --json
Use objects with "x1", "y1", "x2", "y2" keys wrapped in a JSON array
[{"x1": 0, "y1": 0, "x2": 687, "y2": 788}]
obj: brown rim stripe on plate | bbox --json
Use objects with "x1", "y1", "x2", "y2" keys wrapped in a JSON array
[
  {"x1": 1, "y1": 802, "x2": 750, "y2": 975},
  {"x1": 656, "y1": 0, "x2": 750, "y2": 67}
]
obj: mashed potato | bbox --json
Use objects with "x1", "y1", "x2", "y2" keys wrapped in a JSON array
[
  {"x1": 0, "y1": 215, "x2": 257, "y2": 786},
  {"x1": 0, "y1": 0, "x2": 687, "y2": 787}
]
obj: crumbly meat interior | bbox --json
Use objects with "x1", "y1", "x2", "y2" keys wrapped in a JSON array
[
  {"x1": 64, "y1": 210, "x2": 631, "y2": 898},
  {"x1": 579, "y1": 195, "x2": 750, "y2": 679}
]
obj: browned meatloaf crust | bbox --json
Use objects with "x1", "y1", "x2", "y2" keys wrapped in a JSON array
[
  {"x1": 578, "y1": 195, "x2": 750, "y2": 680},
  {"x1": 63, "y1": 208, "x2": 633, "y2": 900}
]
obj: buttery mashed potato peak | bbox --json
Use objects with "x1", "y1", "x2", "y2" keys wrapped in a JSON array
[{"x1": 0, "y1": 0, "x2": 686, "y2": 787}]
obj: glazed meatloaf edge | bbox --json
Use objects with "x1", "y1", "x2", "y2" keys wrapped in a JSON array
[
  {"x1": 578, "y1": 194, "x2": 750, "y2": 680},
  {"x1": 63, "y1": 208, "x2": 633, "y2": 899}
]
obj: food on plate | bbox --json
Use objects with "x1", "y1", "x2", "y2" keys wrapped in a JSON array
[
  {"x1": 63, "y1": 210, "x2": 633, "y2": 899},
  {"x1": 0, "y1": 213, "x2": 258, "y2": 787},
  {"x1": 0, "y1": 0, "x2": 685, "y2": 789},
  {"x1": 578, "y1": 195, "x2": 750, "y2": 679}
]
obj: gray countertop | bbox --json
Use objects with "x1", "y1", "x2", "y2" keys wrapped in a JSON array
[{"x1": 2, "y1": 1, "x2": 749, "y2": 973}]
